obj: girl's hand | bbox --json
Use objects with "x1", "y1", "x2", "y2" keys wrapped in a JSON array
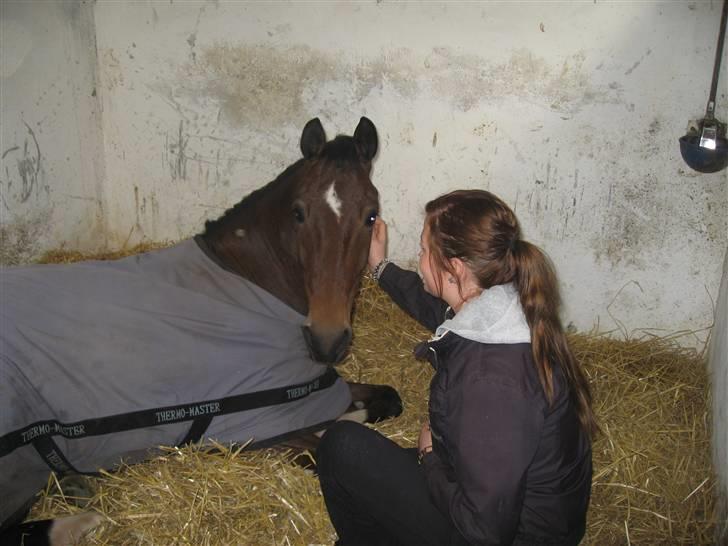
[
  {"x1": 418, "y1": 421, "x2": 432, "y2": 454},
  {"x1": 368, "y1": 217, "x2": 388, "y2": 272}
]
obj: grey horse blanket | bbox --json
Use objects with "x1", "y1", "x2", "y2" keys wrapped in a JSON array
[{"x1": 0, "y1": 238, "x2": 351, "y2": 524}]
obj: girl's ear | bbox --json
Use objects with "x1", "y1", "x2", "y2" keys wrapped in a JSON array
[
  {"x1": 449, "y1": 257, "x2": 467, "y2": 282},
  {"x1": 449, "y1": 257, "x2": 481, "y2": 300}
]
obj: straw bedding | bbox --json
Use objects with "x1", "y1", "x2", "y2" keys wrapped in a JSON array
[{"x1": 23, "y1": 247, "x2": 716, "y2": 544}]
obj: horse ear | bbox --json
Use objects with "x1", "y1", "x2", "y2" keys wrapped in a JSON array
[
  {"x1": 353, "y1": 117, "x2": 378, "y2": 162},
  {"x1": 301, "y1": 118, "x2": 327, "y2": 159}
]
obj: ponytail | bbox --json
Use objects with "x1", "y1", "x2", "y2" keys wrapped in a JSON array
[
  {"x1": 425, "y1": 189, "x2": 598, "y2": 439},
  {"x1": 512, "y1": 241, "x2": 598, "y2": 439}
]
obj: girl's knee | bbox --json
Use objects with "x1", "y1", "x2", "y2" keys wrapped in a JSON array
[
  {"x1": 317, "y1": 421, "x2": 378, "y2": 476},
  {"x1": 319, "y1": 421, "x2": 369, "y2": 454}
]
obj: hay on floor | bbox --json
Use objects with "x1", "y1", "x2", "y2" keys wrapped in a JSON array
[
  {"x1": 38, "y1": 243, "x2": 171, "y2": 265},
  {"x1": 25, "y1": 250, "x2": 716, "y2": 545}
]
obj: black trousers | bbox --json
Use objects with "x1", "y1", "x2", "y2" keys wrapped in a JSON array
[
  {"x1": 317, "y1": 422, "x2": 587, "y2": 546},
  {"x1": 317, "y1": 421, "x2": 460, "y2": 546}
]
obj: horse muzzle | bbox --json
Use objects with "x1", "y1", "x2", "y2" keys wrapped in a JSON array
[{"x1": 302, "y1": 325, "x2": 352, "y2": 365}]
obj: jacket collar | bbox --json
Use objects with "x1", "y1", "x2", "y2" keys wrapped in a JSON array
[{"x1": 432, "y1": 283, "x2": 530, "y2": 344}]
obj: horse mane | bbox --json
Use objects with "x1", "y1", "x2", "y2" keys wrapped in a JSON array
[
  {"x1": 201, "y1": 135, "x2": 360, "y2": 238},
  {"x1": 318, "y1": 134, "x2": 362, "y2": 167},
  {"x1": 201, "y1": 159, "x2": 303, "y2": 238}
]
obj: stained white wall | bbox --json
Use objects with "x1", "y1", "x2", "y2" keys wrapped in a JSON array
[
  {"x1": 1, "y1": 1, "x2": 105, "y2": 264},
  {"x1": 1, "y1": 1, "x2": 727, "y2": 349}
]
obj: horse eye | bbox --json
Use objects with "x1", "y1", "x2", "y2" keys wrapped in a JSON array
[
  {"x1": 365, "y1": 211, "x2": 378, "y2": 227},
  {"x1": 293, "y1": 206, "x2": 305, "y2": 224}
]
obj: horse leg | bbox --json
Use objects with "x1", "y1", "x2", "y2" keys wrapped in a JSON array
[
  {"x1": 346, "y1": 382, "x2": 403, "y2": 423},
  {"x1": 1, "y1": 512, "x2": 103, "y2": 546},
  {"x1": 274, "y1": 433, "x2": 320, "y2": 470},
  {"x1": 268, "y1": 383, "x2": 402, "y2": 472},
  {"x1": 274, "y1": 383, "x2": 401, "y2": 467},
  {"x1": 0, "y1": 469, "x2": 103, "y2": 546}
]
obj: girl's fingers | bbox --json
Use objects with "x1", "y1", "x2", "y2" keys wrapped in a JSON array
[{"x1": 374, "y1": 217, "x2": 387, "y2": 243}]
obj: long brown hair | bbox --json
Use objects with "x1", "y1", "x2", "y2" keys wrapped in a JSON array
[{"x1": 425, "y1": 189, "x2": 598, "y2": 438}]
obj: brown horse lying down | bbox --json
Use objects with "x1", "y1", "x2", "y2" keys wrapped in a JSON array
[{"x1": 0, "y1": 117, "x2": 402, "y2": 545}]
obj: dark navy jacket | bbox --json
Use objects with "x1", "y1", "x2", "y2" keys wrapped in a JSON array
[{"x1": 379, "y1": 263, "x2": 592, "y2": 545}]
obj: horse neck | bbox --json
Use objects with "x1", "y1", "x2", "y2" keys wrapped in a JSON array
[
  {"x1": 200, "y1": 190, "x2": 308, "y2": 315},
  {"x1": 204, "y1": 230, "x2": 307, "y2": 315}
]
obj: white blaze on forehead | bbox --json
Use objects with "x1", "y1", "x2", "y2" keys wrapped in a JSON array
[{"x1": 325, "y1": 181, "x2": 342, "y2": 220}]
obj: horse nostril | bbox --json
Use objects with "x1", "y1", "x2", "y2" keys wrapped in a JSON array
[
  {"x1": 302, "y1": 326, "x2": 352, "y2": 365},
  {"x1": 302, "y1": 325, "x2": 322, "y2": 361},
  {"x1": 302, "y1": 325, "x2": 314, "y2": 350},
  {"x1": 331, "y1": 328, "x2": 352, "y2": 363}
]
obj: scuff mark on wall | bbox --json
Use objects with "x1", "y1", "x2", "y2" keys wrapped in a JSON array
[
  {"x1": 101, "y1": 48, "x2": 124, "y2": 90},
  {"x1": 163, "y1": 130, "x2": 256, "y2": 188},
  {"x1": 624, "y1": 48, "x2": 652, "y2": 76},
  {"x1": 574, "y1": 115, "x2": 727, "y2": 271},
  {"x1": 427, "y1": 48, "x2": 620, "y2": 115},
  {"x1": 16, "y1": 122, "x2": 42, "y2": 202},
  {"x1": 590, "y1": 172, "x2": 666, "y2": 269},
  {"x1": 132, "y1": 185, "x2": 161, "y2": 238},
  {"x1": 399, "y1": 122, "x2": 415, "y2": 145},
  {"x1": 184, "y1": 44, "x2": 335, "y2": 127},
  {"x1": 169, "y1": 44, "x2": 622, "y2": 130},
  {"x1": 1, "y1": 121, "x2": 44, "y2": 204},
  {"x1": 0, "y1": 215, "x2": 47, "y2": 265},
  {"x1": 353, "y1": 47, "x2": 420, "y2": 101},
  {"x1": 134, "y1": 185, "x2": 142, "y2": 230},
  {"x1": 173, "y1": 44, "x2": 362, "y2": 128},
  {"x1": 167, "y1": 120, "x2": 189, "y2": 181},
  {"x1": 186, "y1": 3, "x2": 209, "y2": 62},
  {"x1": 499, "y1": 126, "x2": 527, "y2": 164}
]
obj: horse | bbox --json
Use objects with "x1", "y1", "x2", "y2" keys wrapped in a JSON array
[{"x1": 0, "y1": 117, "x2": 403, "y2": 545}]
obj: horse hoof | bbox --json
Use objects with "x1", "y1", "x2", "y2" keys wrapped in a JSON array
[
  {"x1": 366, "y1": 386, "x2": 403, "y2": 423},
  {"x1": 49, "y1": 512, "x2": 103, "y2": 546}
]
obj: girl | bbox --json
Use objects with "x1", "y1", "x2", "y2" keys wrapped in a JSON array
[{"x1": 316, "y1": 190, "x2": 596, "y2": 545}]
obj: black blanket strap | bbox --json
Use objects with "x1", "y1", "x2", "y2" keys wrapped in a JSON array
[
  {"x1": 32, "y1": 436, "x2": 80, "y2": 476},
  {"x1": 178, "y1": 416, "x2": 215, "y2": 447},
  {"x1": 0, "y1": 367, "x2": 340, "y2": 462}
]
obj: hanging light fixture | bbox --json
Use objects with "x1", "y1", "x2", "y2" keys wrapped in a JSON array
[{"x1": 679, "y1": 0, "x2": 728, "y2": 173}]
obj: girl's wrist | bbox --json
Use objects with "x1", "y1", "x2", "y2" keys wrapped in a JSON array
[
  {"x1": 371, "y1": 258, "x2": 390, "y2": 281},
  {"x1": 369, "y1": 256, "x2": 385, "y2": 271},
  {"x1": 417, "y1": 445, "x2": 433, "y2": 464}
]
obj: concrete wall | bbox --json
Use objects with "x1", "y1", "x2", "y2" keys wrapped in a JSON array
[
  {"x1": 1, "y1": 0, "x2": 105, "y2": 264},
  {"x1": 1, "y1": 1, "x2": 726, "y2": 348},
  {"x1": 710, "y1": 247, "x2": 728, "y2": 543}
]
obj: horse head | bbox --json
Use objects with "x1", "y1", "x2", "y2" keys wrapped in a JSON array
[
  {"x1": 201, "y1": 117, "x2": 379, "y2": 365},
  {"x1": 295, "y1": 117, "x2": 379, "y2": 364}
]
